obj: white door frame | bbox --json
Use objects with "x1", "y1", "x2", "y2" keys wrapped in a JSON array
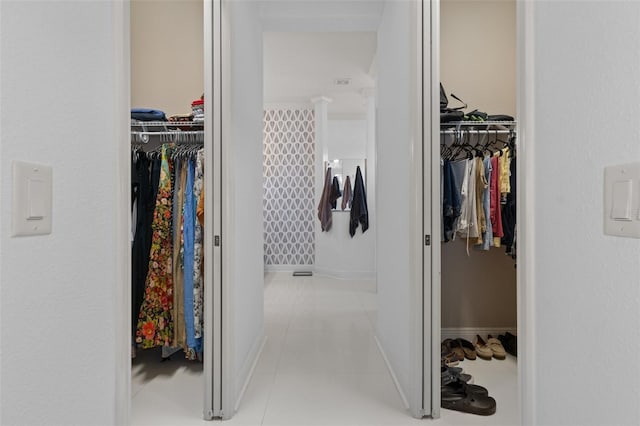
[
  {"x1": 427, "y1": 0, "x2": 536, "y2": 423},
  {"x1": 425, "y1": 0, "x2": 441, "y2": 419},
  {"x1": 114, "y1": 0, "x2": 536, "y2": 423},
  {"x1": 203, "y1": 0, "x2": 225, "y2": 419}
]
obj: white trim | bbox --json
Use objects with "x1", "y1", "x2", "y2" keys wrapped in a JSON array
[
  {"x1": 219, "y1": 0, "x2": 235, "y2": 419},
  {"x1": 313, "y1": 267, "x2": 375, "y2": 281},
  {"x1": 427, "y1": 0, "x2": 441, "y2": 419},
  {"x1": 264, "y1": 265, "x2": 313, "y2": 272},
  {"x1": 408, "y1": 0, "x2": 426, "y2": 418},
  {"x1": 234, "y1": 335, "x2": 267, "y2": 412},
  {"x1": 374, "y1": 335, "x2": 410, "y2": 411},
  {"x1": 114, "y1": 1, "x2": 131, "y2": 425},
  {"x1": 441, "y1": 327, "x2": 518, "y2": 342},
  {"x1": 517, "y1": 1, "x2": 536, "y2": 425},
  {"x1": 263, "y1": 102, "x2": 313, "y2": 111}
]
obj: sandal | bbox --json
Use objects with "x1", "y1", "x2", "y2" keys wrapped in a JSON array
[
  {"x1": 441, "y1": 383, "x2": 496, "y2": 416},
  {"x1": 486, "y1": 335, "x2": 507, "y2": 360},
  {"x1": 441, "y1": 379, "x2": 488, "y2": 397},
  {"x1": 441, "y1": 366, "x2": 472, "y2": 386}
]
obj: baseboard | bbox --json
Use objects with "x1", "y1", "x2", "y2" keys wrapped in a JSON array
[
  {"x1": 441, "y1": 327, "x2": 517, "y2": 342},
  {"x1": 264, "y1": 266, "x2": 375, "y2": 281},
  {"x1": 374, "y1": 335, "x2": 410, "y2": 410},
  {"x1": 234, "y1": 334, "x2": 267, "y2": 412},
  {"x1": 313, "y1": 266, "x2": 375, "y2": 281}
]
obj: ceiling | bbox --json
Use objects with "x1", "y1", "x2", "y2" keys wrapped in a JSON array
[
  {"x1": 263, "y1": 32, "x2": 377, "y2": 116},
  {"x1": 261, "y1": 1, "x2": 382, "y2": 116}
]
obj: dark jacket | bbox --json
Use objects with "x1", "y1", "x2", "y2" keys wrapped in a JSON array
[{"x1": 349, "y1": 166, "x2": 369, "y2": 237}]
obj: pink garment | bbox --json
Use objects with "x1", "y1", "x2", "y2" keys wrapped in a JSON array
[
  {"x1": 317, "y1": 167, "x2": 333, "y2": 231},
  {"x1": 490, "y1": 156, "x2": 504, "y2": 240}
]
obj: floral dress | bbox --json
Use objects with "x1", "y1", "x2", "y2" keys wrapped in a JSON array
[
  {"x1": 193, "y1": 149, "x2": 205, "y2": 341},
  {"x1": 136, "y1": 144, "x2": 174, "y2": 348}
]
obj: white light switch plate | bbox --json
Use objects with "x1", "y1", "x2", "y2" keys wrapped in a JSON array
[
  {"x1": 604, "y1": 162, "x2": 640, "y2": 238},
  {"x1": 12, "y1": 161, "x2": 52, "y2": 236}
]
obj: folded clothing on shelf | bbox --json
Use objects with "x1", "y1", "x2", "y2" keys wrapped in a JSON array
[{"x1": 131, "y1": 108, "x2": 167, "y2": 122}]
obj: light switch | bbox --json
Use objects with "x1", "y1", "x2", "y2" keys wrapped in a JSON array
[
  {"x1": 27, "y1": 178, "x2": 46, "y2": 220},
  {"x1": 12, "y1": 161, "x2": 52, "y2": 236},
  {"x1": 610, "y1": 180, "x2": 632, "y2": 220}
]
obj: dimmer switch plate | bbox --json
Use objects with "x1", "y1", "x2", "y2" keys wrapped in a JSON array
[
  {"x1": 604, "y1": 163, "x2": 640, "y2": 238},
  {"x1": 12, "y1": 161, "x2": 52, "y2": 236}
]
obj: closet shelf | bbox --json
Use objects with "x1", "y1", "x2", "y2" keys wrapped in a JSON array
[{"x1": 440, "y1": 121, "x2": 516, "y2": 135}]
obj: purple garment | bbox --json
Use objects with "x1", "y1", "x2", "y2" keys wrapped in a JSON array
[{"x1": 317, "y1": 167, "x2": 333, "y2": 231}]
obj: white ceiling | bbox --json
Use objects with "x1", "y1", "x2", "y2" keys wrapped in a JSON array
[
  {"x1": 263, "y1": 32, "x2": 377, "y2": 116},
  {"x1": 260, "y1": 0, "x2": 382, "y2": 116}
]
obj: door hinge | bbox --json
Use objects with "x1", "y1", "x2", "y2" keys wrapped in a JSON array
[
  {"x1": 425, "y1": 234, "x2": 431, "y2": 246},
  {"x1": 214, "y1": 235, "x2": 221, "y2": 247}
]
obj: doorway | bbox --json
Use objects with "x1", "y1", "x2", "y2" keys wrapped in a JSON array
[{"x1": 220, "y1": 0, "x2": 430, "y2": 420}]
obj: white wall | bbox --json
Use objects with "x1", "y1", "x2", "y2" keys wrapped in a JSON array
[
  {"x1": 532, "y1": 2, "x2": 640, "y2": 424},
  {"x1": 375, "y1": 0, "x2": 415, "y2": 409},
  {"x1": 229, "y1": 0, "x2": 265, "y2": 410},
  {"x1": 315, "y1": 119, "x2": 376, "y2": 279},
  {"x1": 0, "y1": 1, "x2": 124, "y2": 424}
]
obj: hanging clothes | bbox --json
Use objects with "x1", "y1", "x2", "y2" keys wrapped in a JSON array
[
  {"x1": 442, "y1": 160, "x2": 461, "y2": 242},
  {"x1": 349, "y1": 166, "x2": 369, "y2": 237},
  {"x1": 192, "y1": 149, "x2": 205, "y2": 355},
  {"x1": 330, "y1": 176, "x2": 342, "y2": 209},
  {"x1": 341, "y1": 175, "x2": 353, "y2": 211},
  {"x1": 490, "y1": 154, "x2": 504, "y2": 247},
  {"x1": 182, "y1": 159, "x2": 198, "y2": 359},
  {"x1": 502, "y1": 158, "x2": 517, "y2": 255},
  {"x1": 473, "y1": 157, "x2": 488, "y2": 246},
  {"x1": 480, "y1": 156, "x2": 493, "y2": 251},
  {"x1": 136, "y1": 144, "x2": 174, "y2": 349},
  {"x1": 318, "y1": 167, "x2": 333, "y2": 231},
  {"x1": 172, "y1": 159, "x2": 187, "y2": 349}
]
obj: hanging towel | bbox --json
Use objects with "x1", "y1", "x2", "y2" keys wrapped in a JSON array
[
  {"x1": 341, "y1": 175, "x2": 353, "y2": 210},
  {"x1": 317, "y1": 167, "x2": 333, "y2": 231},
  {"x1": 330, "y1": 176, "x2": 342, "y2": 209},
  {"x1": 349, "y1": 166, "x2": 369, "y2": 237}
]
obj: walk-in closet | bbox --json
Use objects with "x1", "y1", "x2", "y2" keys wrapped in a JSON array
[
  {"x1": 438, "y1": 0, "x2": 519, "y2": 422},
  {"x1": 129, "y1": 1, "x2": 207, "y2": 423}
]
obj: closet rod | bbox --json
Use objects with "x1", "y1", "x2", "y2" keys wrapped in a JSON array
[
  {"x1": 131, "y1": 131, "x2": 204, "y2": 144},
  {"x1": 440, "y1": 129, "x2": 514, "y2": 135}
]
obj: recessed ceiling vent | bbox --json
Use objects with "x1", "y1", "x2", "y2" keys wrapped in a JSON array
[{"x1": 334, "y1": 78, "x2": 352, "y2": 86}]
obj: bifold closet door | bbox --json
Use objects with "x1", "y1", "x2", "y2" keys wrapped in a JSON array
[{"x1": 203, "y1": 0, "x2": 223, "y2": 419}]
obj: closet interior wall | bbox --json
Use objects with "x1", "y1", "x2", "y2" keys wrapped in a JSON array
[
  {"x1": 131, "y1": 0, "x2": 204, "y2": 116},
  {"x1": 440, "y1": 0, "x2": 517, "y2": 335}
]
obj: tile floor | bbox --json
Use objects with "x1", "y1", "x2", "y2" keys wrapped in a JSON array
[{"x1": 132, "y1": 273, "x2": 519, "y2": 425}]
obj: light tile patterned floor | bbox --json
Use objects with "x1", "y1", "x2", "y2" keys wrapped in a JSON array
[{"x1": 132, "y1": 273, "x2": 519, "y2": 425}]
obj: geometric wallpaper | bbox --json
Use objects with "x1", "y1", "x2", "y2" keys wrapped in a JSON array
[{"x1": 263, "y1": 108, "x2": 316, "y2": 265}]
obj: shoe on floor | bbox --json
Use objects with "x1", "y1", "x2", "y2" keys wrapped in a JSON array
[
  {"x1": 441, "y1": 365, "x2": 472, "y2": 386},
  {"x1": 457, "y1": 338, "x2": 477, "y2": 360},
  {"x1": 499, "y1": 332, "x2": 517, "y2": 357},
  {"x1": 473, "y1": 335, "x2": 493, "y2": 360},
  {"x1": 486, "y1": 335, "x2": 507, "y2": 360},
  {"x1": 445, "y1": 338, "x2": 465, "y2": 361},
  {"x1": 441, "y1": 381, "x2": 496, "y2": 416}
]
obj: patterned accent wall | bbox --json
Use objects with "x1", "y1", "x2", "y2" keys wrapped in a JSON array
[{"x1": 263, "y1": 109, "x2": 315, "y2": 265}]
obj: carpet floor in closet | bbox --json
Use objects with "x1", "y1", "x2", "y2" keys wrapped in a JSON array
[{"x1": 131, "y1": 273, "x2": 519, "y2": 426}]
